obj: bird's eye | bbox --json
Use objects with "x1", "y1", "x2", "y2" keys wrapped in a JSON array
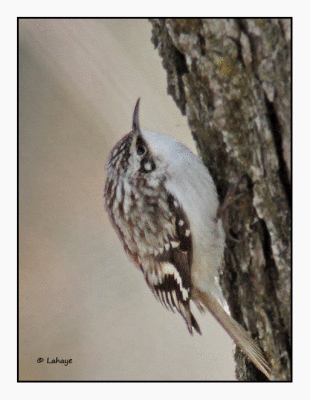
[{"x1": 136, "y1": 145, "x2": 146, "y2": 156}]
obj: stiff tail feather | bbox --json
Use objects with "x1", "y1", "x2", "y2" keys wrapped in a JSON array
[{"x1": 193, "y1": 289, "x2": 272, "y2": 380}]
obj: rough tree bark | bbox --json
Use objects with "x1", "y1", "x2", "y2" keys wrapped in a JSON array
[{"x1": 149, "y1": 18, "x2": 291, "y2": 381}]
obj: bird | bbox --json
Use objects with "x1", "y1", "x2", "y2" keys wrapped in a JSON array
[{"x1": 104, "y1": 98, "x2": 272, "y2": 380}]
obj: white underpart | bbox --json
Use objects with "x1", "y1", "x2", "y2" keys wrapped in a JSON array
[{"x1": 141, "y1": 129, "x2": 226, "y2": 305}]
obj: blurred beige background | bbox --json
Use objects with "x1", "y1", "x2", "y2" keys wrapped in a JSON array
[{"x1": 19, "y1": 18, "x2": 235, "y2": 381}]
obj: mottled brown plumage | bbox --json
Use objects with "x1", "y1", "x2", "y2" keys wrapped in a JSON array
[{"x1": 104, "y1": 99, "x2": 272, "y2": 380}]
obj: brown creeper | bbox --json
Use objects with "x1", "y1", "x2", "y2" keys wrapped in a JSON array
[{"x1": 104, "y1": 99, "x2": 271, "y2": 380}]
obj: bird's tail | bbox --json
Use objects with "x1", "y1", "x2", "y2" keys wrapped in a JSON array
[{"x1": 193, "y1": 288, "x2": 272, "y2": 380}]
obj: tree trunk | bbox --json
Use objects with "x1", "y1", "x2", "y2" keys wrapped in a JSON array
[{"x1": 149, "y1": 18, "x2": 291, "y2": 381}]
